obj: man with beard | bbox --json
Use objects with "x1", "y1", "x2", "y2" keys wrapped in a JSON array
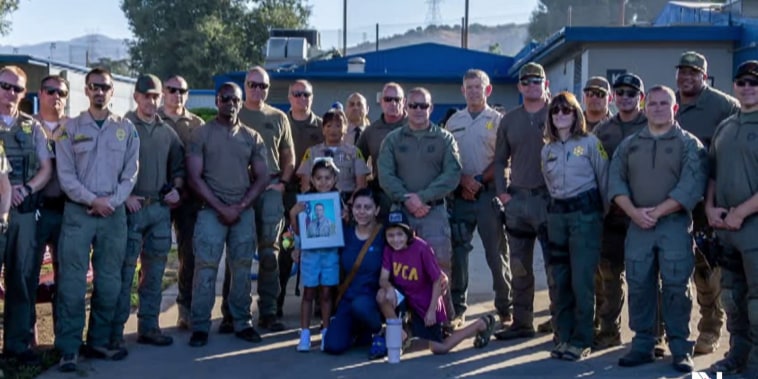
[
  {"x1": 345, "y1": 92, "x2": 370, "y2": 146},
  {"x1": 55, "y1": 67, "x2": 139, "y2": 371},
  {"x1": 187, "y1": 82, "x2": 269, "y2": 347},
  {"x1": 583, "y1": 77, "x2": 613, "y2": 130}
]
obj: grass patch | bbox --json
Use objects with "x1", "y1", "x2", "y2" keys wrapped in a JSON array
[{"x1": 0, "y1": 348, "x2": 61, "y2": 379}]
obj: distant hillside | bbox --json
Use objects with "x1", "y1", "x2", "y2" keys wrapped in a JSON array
[
  {"x1": 0, "y1": 34, "x2": 129, "y2": 66},
  {"x1": 347, "y1": 23, "x2": 529, "y2": 56}
]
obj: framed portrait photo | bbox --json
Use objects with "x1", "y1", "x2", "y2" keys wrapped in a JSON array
[{"x1": 297, "y1": 191, "x2": 344, "y2": 250}]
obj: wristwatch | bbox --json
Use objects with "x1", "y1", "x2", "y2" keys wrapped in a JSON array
[{"x1": 23, "y1": 183, "x2": 33, "y2": 195}]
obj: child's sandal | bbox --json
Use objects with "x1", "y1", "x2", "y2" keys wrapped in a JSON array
[
  {"x1": 473, "y1": 314, "x2": 496, "y2": 348},
  {"x1": 368, "y1": 335, "x2": 388, "y2": 360}
]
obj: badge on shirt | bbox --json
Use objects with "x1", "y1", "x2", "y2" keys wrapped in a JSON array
[
  {"x1": 573, "y1": 145, "x2": 585, "y2": 157},
  {"x1": 116, "y1": 128, "x2": 126, "y2": 141},
  {"x1": 486, "y1": 120, "x2": 495, "y2": 130}
]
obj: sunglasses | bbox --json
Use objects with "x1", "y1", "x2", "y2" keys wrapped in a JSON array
[
  {"x1": 166, "y1": 86, "x2": 188, "y2": 95},
  {"x1": 382, "y1": 96, "x2": 402, "y2": 103},
  {"x1": 550, "y1": 106, "x2": 574, "y2": 115},
  {"x1": 246, "y1": 81, "x2": 270, "y2": 90},
  {"x1": 408, "y1": 103, "x2": 431, "y2": 110},
  {"x1": 519, "y1": 77, "x2": 545, "y2": 86},
  {"x1": 42, "y1": 86, "x2": 68, "y2": 97},
  {"x1": 219, "y1": 94, "x2": 241, "y2": 103},
  {"x1": 291, "y1": 91, "x2": 312, "y2": 98},
  {"x1": 87, "y1": 82, "x2": 113, "y2": 92},
  {"x1": 0, "y1": 81, "x2": 25, "y2": 93},
  {"x1": 614, "y1": 88, "x2": 639, "y2": 98},
  {"x1": 735, "y1": 78, "x2": 758, "y2": 87},
  {"x1": 583, "y1": 89, "x2": 607, "y2": 98}
]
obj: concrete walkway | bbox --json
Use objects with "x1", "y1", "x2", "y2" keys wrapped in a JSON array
[{"x1": 40, "y1": 236, "x2": 728, "y2": 379}]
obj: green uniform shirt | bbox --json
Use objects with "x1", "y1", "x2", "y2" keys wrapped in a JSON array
[
  {"x1": 356, "y1": 114, "x2": 408, "y2": 177},
  {"x1": 593, "y1": 112, "x2": 648, "y2": 158},
  {"x1": 446, "y1": 106, "x2": 502, "y2": 176},
  {"x1": 297, "y1": 142, "x2": 369, "y2": 193},
  {"x1": 158, "y1": 107, "x2": 205, "y2": 148},
  {"x1": 609, "y1": 123, "x2": 706, "y2": 211},
  {"x1": 288, "y1": 111, "x2": 323, "y2": 170},
  {"x1": 56, "y1": 111, "x2": 140, "y2": 207},
  {"x1": 709, "y1": 111, "x2": 758, "y2": 208},
  {"x1": 541, "y1": 134, "x2": 609, "y2": 200},
  {"x1": 187, "y1": 119, "x2": 267, "y2": 205},
  {"x1": 585, "y1": 110, "x2": 612, "y2": 131},
  {"x1": 676, "y1": 85, "x2": 740, "y2": 147},
  {"x1": 377, "y1": 123, "x2": 461, "y2": 203},
  {"x1": 494, "y1": 104, "x2": 548, "y2": 193},
  {"x1": 125, "y1": 111, "x2": 185, "y2": 197},
  {"x1": 238, "y1": 103, "x2": 293, "y2": 175}
]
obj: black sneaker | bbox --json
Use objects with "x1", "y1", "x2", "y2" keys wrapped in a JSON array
[
  {"x1": 235, "y1": 327, "x2": 263, "y2": 343},
  {"x1": 189, "y1": 331, "x2": 208, "y2": 347},
  {"x1": 672, "y1": 354, "x2": 694, "y2": 373},
  {"x1": 218, "y1": 318, "x2": 234, "y2": 334},
  {"x1": 137, "y1": 329, "x2": 174, "y2": 346},
  {"x1": 258, "y1": 315, "x2": 286, "y2": 332},
  {"x1": 494, "y1": 325, "x2": 536, "y2": 340},
  {"x1": 618, "y1": 350, "x2": 655, "y2": 367},
  {"x1": 58, "y1": 353, "x2": 78, "y2": 372}
]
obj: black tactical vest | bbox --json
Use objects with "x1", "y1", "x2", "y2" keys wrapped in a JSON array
[{"x1": 0, "y1": 113, "x2": 40, "y2": 185}]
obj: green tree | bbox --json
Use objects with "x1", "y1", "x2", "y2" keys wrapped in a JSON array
[
  {"x1": 91, "y1": 57, "x2": 133, "y2": 77},
  {"x1": 121, "y1": 0, "x2": 311, "y2": 88},
  {"x1": 0, "y1": 0, "x2": 20, "y2": 36}
]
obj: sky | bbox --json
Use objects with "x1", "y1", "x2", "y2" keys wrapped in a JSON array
[{"x1": 2, "y1": 0, "x2": 539, "y2": 47}]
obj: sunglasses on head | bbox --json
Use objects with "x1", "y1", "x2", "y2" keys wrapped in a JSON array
[
  {"x1": 291, "y1": 91, "x2": 312, "y2": 98},
  {"x1": 550, "y1": 105, "x2": 574, "y2": 115},
  {"x1": 87, "y1": 82, "x2": 112, "y2": 92},
  {"x1": 614, "y1": 88, "x2": 639, "y2": 98},
  {"x1": 584, "y1": 89, "x2": 607, "y2": 98},
  {"x1": 42, "y1": 86, "x2": 68, "y2": 97},
  {"x1": 246, "y1": 81, "x2": 269, "y2": 90},
  {"x1": 219, "y1": 94, "x2": 241, "y2": 103},
  {"x1": 166, "y1": 86, "x2": 188, "y2": 95},
  {"x1": 0, "y1": 81, "x2": 25, "y2": 94},
  {"x1": 519, "y1": 77, "x2": 544, "y2": 86},
  {"x1": 382, "y1": 96, "x2": 402, "y2": 104},
  {"x1": 735, "y1": 78, "x2": 758, "y2": 87},
  {"x1": 408, "y1": 102, "x2": 431, "y2": 110}
]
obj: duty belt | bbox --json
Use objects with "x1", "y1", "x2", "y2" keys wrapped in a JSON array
[
  {"x1": 508, "y1": 186, "x2": 547, "y2": 197},
  {"x1": 41, "y1": 196, "x2": 66, "y2": 212},
  {"x1": 140, "y1": 195, "x2": 164, "y2": 207},
  {"x1": 548, "y1": 189, "x2": 602, "y2": 214}
]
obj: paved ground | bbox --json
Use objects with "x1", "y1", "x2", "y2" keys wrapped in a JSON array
[{"x1": 40, "y1": 235, "x2": 729, "y2": 379}]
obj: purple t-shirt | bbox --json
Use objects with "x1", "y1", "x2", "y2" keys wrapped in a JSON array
[{"x1": 382, "y1": 237, "x2": 447, "y2": 323}]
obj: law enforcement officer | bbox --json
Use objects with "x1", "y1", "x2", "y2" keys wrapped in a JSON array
[
  {"x1": 377, "y1": 86, "x2": 461, "y2": 321},
  {"x1": 542, "y1": 92, "x2": 608, "y2": 361},
  {"x1": 583, "y1": 76, "x2": 613, "y2": 130},
  {"x1": 592, "y1": 73, "x2": 648, "y2": 349},
  {"x1": 186, "y1": 82, "x2": 269, "y2": 347},
  {"x1": 221, "y1": 66, "x2": 294, "y2": 332},
  {"x1": 609, "y1": 85, "x2": 706, "y2": 373},
  {"x1": 357, "y1": 82, "x2": 408, "y2": 219},
  {"x1": 279, "y1": 79, "x2": 323, "y2": 316},
  {"x1": 705, "y1": 60, "x2": 758, "y2": 376},
  {"x1": 0, "y1": 65, "x2": 52, "y2": 364},
  {"x1": 492, "y1": 62, "x2": 556, "y2": 340},
  {"x1": 446, "y1": 69, "x2": 511, "y2": 328},
  {"x1": 55, "y1": 67, "x2": 140, "y2": 372},
  {"x1": 31, "y1": 74, "x2": 69, "y2": 344},
  {"x1": 111, "y1": 74, "x2": 184, "y2": 348},
  {"x1": 158, "y1": 74, "x2": 205, "y2": 329},
  {"x1": 674, "y1": 51, "x2": 739, "y2": 355},
  {"x1": 345, "y1": 92, "x2": 370, "y2": 146}
]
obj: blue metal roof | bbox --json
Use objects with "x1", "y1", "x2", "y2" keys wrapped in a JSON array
[
  {"x1": 508, "y1": 25, "x2": 742, "y2": 76},
  {"x1": 0, "y1": 54, "x2": 137, "y2": 82}
]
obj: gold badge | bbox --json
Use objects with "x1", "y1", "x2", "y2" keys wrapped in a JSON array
[
  {"x1": 486, "y1": 121, "x2": 494, "y2": 130},
  {"x1": 573, "y1": 145, "x2": 585, "y2": 156},
  {"x1": 116, "y1": 128, "x2": 126, "y2": 141}
]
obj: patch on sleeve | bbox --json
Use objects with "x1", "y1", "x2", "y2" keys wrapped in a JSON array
[{"x1": 596, "y1": 140, "x2": 608, "y2": 160}]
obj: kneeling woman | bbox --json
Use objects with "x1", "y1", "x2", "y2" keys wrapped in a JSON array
[{"x1": 541, "y1": 92, "x2": 608, "y2": 361}]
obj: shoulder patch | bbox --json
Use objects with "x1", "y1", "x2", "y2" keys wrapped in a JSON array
[
  {"x1": 596, "y1": 140, "x2": 608, "y2": 160},
  {"x1": 302, "y1": 148, "x2": 311, "y2": 161}
]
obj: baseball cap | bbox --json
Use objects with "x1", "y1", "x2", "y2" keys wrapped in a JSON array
[
  {"x1": 519, "y1": 62, "x2": 545, "y2": 80},
  {"x1": 135, "y1": 74, "x2": 162, "y2": 94},
  {"x1": 583, "y1": 76, "x2": 611, "y2": 93},
  {"x1": 735, "y1": 60, "x2": 758, "y2": 79},
  {"x1": 612, "y1": 73, "x2": 644, "y2": 93},
  {"x1": 386, "y1": 210, "x2": 411, "y2": 234},
  {"x1": 676, "y1": 51, "x2": 707, "y2": 73},
  {"x1": 331, "y1": 101, "x2": 344, "y2": 111}
]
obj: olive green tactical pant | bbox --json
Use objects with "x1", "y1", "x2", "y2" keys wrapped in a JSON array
[
  {"x1": 547, "y1": 209, "x2": 601, "y2": 348},
  {"x1": 2, "y1": 210, "x2": 38, "y2": 354},
  {"x1": 112, "y1": 202, "x2": 172, "y2": 340},
  {"x1": 172, "y1": 202, "x2": 198, "y2": 322},
  {"x1": 55, "y1": 203, "x2": 127, "y2": 355},
  {"x1": 193, "y1": 208, "x2": 256, "y2": 333},
  {"x1": 30, "y1": 207, "x2": 63, "y2": 340},
  {"x1": 450, "y1": 187, "x2": 511, "y2": 318},
  {"x1": 595, "y1": 212, "x2": 628, "y2": 336},
  {"x1": 625, "y1": 213, "x2": 694, "y2": 356}
]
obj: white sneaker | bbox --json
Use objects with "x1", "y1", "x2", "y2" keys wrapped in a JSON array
[
  {"x1": 321, "y1": 328, "x2": 328, "y2": 351},
  {"x1": 297, "y1": 329, "x2": 311, "y2": 352}
]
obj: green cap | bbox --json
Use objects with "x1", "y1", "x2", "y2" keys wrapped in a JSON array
[
  {"x1": 135, "y1": 74, "x2": 162, "y2": 94},
  {"x1": 583, "y1": 76, "x2": 611, "y2": 93},
  {"x1": 735, "y1": 60, "x2": 758, "y2": 79},
  {"x1": 676, "y1": 51, "x2": 707, "y2": 73},
  {"x1": 519, "y1": 62, "x2": 545, "y2": 80}
]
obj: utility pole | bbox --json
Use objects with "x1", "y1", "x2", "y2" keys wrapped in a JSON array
[
  {"x1": 343, "y1": 0, "x2": 348, "y2": 56},
  {"x1": 463, "y1": 0, "x2": 470, "y2": 49}
]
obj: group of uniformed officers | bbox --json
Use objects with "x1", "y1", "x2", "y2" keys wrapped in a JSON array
[{"x1": 0, "y1": 49, "x2": 756, "y2": 376}]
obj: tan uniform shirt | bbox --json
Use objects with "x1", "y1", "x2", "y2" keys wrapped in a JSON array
[
  {"x1": 125, "y1": 111, "x2": 185, "y2": 197},
  {"x1": 297, "y1": 142, "x2": 370, "y2": 193},
  {"x1": 158, "y1": 107, "x2": 205, "y2": 148},
  {"x1": 187, "y1": 119, "x2": 267, "y2": 205},
  {"x1": 446, "y1": 106, "x2": 501, "y2": 176},
  {"x1": 541, "y1": 134, "x2": 609, "y2": 200},
  {"x1": 356, "y1": 114, "x2": 408, "y2": 177},
  {"x1": 238, "y1": 103, "x2": 293, "y2": 175},
  {"x1": 494, "y1": 104, "x2": 549, "y2": 193},
  {"x1": 33, "y1": 115, "x2": 66, "y2": 199},
  {"x1": 676, "y1": 85, "x2": 740, "y2": 147},
  {"x1": 288, "y1": 111, "x2": 323, "y2": 170},
  {"x1": 56, "y1": 111, "x2": 140, "y2": 207}
]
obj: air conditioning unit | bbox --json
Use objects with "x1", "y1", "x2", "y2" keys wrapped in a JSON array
[{"x1": 264, "y1": 37, "x2": 309, "y2": 69}]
